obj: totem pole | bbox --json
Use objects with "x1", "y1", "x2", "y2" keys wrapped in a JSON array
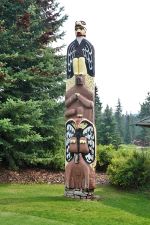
[{"x1": 65, "y1": 21, "x2": 96, "y2": 199}]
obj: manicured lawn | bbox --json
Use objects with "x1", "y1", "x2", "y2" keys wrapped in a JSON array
[{"x1": 0, "y1": 184, "x2": 149, "y2": 225}]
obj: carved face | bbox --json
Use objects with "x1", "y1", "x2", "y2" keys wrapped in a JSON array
[
  {"x1": 75, "y1": 21, "x2": 86, "y2": 37},
  {"x1": 76, "y1": 75, "x2": 84, "y2": 85}
]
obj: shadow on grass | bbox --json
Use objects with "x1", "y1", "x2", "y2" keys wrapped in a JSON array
[
  {"x1": 96, "y1": 184, "x2": 150, "y2": 220},
  {"x1": 0, "y1": 195, "x2": 74, "y2": 205},
  {"x1": 0, "y1": 211, "x2": 74, "y2": 225}
]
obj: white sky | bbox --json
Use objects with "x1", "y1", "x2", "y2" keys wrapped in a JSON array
[{"x1": 58, "y1": 0, "x2": 150, "y2": 114}]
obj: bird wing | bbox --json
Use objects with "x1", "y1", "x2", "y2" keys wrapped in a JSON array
[
  {"x1": 81, "y1": 119, "x2": 96, "y2": 164},
  {"x1": 65, "y1": 119, "x2": 76, "y2": 162}
]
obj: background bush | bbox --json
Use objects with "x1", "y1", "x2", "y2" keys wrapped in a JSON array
[
  {"x1": 96, "y1": 144, "x2": 116, "y2": 172},
  {"x1": 107, "y1": 148, "x2": 150, "y2": 189}
]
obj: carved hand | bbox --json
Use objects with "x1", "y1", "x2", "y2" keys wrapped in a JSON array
[{"x1": 75, "y1": 93, "x2": 80, "y2": 99}]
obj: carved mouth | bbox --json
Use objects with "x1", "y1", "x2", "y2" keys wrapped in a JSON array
[{"x1": 77, "y1": 32, "x2": 82, "y2": 36}]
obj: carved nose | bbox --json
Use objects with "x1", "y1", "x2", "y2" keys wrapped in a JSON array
[
  {"x1": 76, "y1": 76, "x2": 83, "y2": 85},
  {"x1": 74, "y1": 153, "x2": 79, "y2": 164}
]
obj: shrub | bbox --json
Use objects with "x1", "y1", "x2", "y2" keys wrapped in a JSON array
[
  {"x1": 107, "y1": 149, "x2": 150, "y2": 189},
  {"x1": 13, "y1": 147, "x2": 65, "y2": 171},
  {"x1": 96, "y1": 144, "x2": 116, "y2": 172}
]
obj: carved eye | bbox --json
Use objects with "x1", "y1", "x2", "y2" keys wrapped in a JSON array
[
  {"x1": 75, "y1": 26, "x2": 83, "y2": 31},
  {"x1": 81, "y1": 21, "x2": 86, "y2": 25}
]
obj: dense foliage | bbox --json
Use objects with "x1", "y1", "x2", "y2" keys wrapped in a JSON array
[
  {"x1": 95, "y1": 86, "x2": 102, "y2": 144},
  {"x1": 107, "y1": 148, "x2": 150, "y2": 189},
  {"x1": 0, "y1": 0, "x2": 67, "y2": 169},
  {"x1": 95, "y1": 92, "x2": 149, "y2": 147},
  {"x1": 96, "y1": 144, "x2": 116, "y2": 172},
  {"x1": 137, "y1": 93, "x2": 150, "y2": 145}
]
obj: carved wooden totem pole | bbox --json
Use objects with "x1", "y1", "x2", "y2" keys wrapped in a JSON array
[{"x1": 65, "y1": 21, "x2": 96, "y2": 199}]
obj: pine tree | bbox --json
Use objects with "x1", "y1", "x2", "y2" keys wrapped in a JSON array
[
  {"x1": 139, "y1": 92, "x2": 150, "y2": 118},
  {"x1": 0, "y1": 0, "x2": 67, "y2": 169},
  {"x1": 100, "y1": 105, "x2": 117, "y2": 145},
  {"x1": 137, "y1": 92, "x2": 150, "y2": 145},
  {"x1": 114, "y1": 99, "x2": 124, "y2": 144},
  {"x1": 124, "y1": 113, "x2": 132, "y2": 144},
  {"x1": 95, "y1": 86, "x2": 102, "y2": 144}
]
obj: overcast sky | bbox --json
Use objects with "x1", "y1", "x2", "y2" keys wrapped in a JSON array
[{"x1": 58, "y1": 0, "x2": 150, "y2": 114}]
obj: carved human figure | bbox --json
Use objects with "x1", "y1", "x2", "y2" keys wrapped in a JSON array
[
  {"x1": 67, "y1": 21, "x2": 95, "y2": 79},
  {"x1": 65, "y1": 74, "x2": 94, "y2": 122}
]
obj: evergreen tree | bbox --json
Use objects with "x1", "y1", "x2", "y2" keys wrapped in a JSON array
[
  {"x1": 95, "y1": 86, "x2": 102, "y2": 144},
  {"x1": 114, "y1": 98, "x2": 124, "y2": 143},
  {"x1": 139, "y1": 92, "x2": 150, "y2": 118},
  {"x1": 124, "y1": 113, "x2": 132, "y2": 144},
  {"x1": 0, "y1": 0, "x2": 67, "y2": 169},
  {"x1": 129, "y1": 113, "x2": 141, "y2": 142},
  {"x1": 100, "y1": 105, "x2": 117, "y2": 145},
  {"x1": 137, "y1": 92, "x2": 150, "y2": 145}
]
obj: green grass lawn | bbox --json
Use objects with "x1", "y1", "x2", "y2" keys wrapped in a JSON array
[{"x1": 0, "y1": 184, "x2": 149, "y2": 225}]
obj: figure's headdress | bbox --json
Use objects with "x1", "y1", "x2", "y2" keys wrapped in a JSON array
[{"x1": 75, "y1": 21, "x2": 87, "y2": 30}]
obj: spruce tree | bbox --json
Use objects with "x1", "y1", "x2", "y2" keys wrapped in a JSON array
[
  {"x1": 95, "y1": 86, "x2": 102, "y2": 144},
  {"x1": 138, "y1": 92, "x2": 150, "y2": 145},
  {"x1": 139, "y1": 92, "x2": 150, "y2": 118},
  {"x1": 0, "y1": 0, "x2": 67, "y2": 169},
  {"x1": 124, "y1": 113, "x2": 132, "y2": 144},
  {"x1": 114, "y1": 98, "x2": 124, "y2": 144},
  {"x1": 100, "y1": 105, "x2": 116, "y2": 145}
]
